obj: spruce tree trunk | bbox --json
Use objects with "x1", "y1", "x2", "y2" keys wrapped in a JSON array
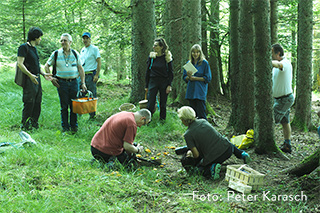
[
  {"x1": 165, "y1": 0, "x2": 183, "y2": 103},
  {"x1": 208, "y1": 0, "x2": 221, "y2": 97},
  {"x1": 236, "y1": 0, "x2": 254, "y2": 133},
  {"x1": 130, "y1": 0, "x2": 156, "y2": 103},
  {"x1": 253, "y1": 0, "x2": 277, "y2": 154},
  {"x1": 292, "y1": 0, "x2": 313, "y2": 131},
  {"x1": 228, "y1": 0, "x2": 240, "y2": 128},
  {"x1": 201, "y1": 0, "x2": 208, "y2": 58},
  {"x1": 270, "y1": 0, "x2": 278, "y2": 44},
  {"x1": 179, "y1": 0, "x2": 202, "y2": 105}
]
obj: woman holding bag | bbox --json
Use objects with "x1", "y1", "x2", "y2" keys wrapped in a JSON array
[{"x1": 145, "y1": 38, "x2": 173, "y2": 121}]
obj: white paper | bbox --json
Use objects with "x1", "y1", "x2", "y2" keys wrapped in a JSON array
[{"x1": 183, "y1": 61, "x2": 197, "y2": 75}]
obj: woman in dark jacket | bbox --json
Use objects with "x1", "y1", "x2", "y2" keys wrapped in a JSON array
[{"x1": 145, "y1": 38, "x2": 173, "y2": 121}]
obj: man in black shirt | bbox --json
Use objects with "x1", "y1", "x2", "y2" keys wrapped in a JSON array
[{"x1": 17, "y1": 27, "x2": 52, "y2": 130}]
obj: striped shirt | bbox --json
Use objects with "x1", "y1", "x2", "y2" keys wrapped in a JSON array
[{"x1": 47, "y1": 48, "x2": 81, "y2": 79}]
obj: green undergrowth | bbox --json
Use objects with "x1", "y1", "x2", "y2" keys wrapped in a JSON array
[{"x1": 0, "y1": 65, "x2": 316, "y2": 212}]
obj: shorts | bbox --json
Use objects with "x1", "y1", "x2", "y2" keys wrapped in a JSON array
[{"x1": 273, "y1": 94, "x2": 294, "y2": 124}]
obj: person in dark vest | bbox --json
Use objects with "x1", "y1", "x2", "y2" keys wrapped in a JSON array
[{"x1": 17, "y1": 27, "x2": 52, "y2": 131}]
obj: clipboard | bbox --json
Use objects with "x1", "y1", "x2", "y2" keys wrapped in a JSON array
[{"x1": 183, "y1": 61, "x2": 197, "y2": 75}]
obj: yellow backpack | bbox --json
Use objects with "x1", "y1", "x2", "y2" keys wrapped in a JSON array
[{"x1": 230, "y1": 129, "x2": 254, "y2": 150}]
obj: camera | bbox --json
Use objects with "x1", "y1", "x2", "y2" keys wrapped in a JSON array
[{"x1": 175, "y1": 146, "x2": 189, "y2": 155}]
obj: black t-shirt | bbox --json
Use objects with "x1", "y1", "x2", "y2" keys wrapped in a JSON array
[
  {"x1": 17, "y1": 43, "x2": 40, "y2": 75},
  {"x1": 145, "y1": 55, "x2": 173, "y2": 88}
]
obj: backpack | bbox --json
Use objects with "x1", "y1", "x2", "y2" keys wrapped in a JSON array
[
  {"x1": 52, "y1": 49, "x2": 78, "y2": 77},
  {"x1": 15, "y1": 44, "x2": 29, "y2": 87}
]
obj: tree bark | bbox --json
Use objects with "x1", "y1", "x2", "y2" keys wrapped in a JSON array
[
  {"x1": 179, "y1": 0, "x2": 202, "y2": 105},
  {"x1": 208, "y1": 0, "x2": 221, "y2": 97},
  {"x1": 228, "y1": 0, "x2": 240, "y2": 128},
  {"x1": 165, "y1": 0, "x2": 183, "y2": 103},
  {"x1": 253, "y1": 0, "x2": 278, "y2": 154},
  {"x1": 292, "y1": 0, "x2": 313, "y2": 131},
  {"x1": 130, "y1": 0, "x2": 156, "y2": 103},
  {"x1": 283, "y1": 149, "x2": 320, "y2": 176},
  {"x1": 270, "y1": 0, "x2": 278, "y2": 44},
  {"x1": 235, "y1": 0, "x2": 254, "y2": 133}
]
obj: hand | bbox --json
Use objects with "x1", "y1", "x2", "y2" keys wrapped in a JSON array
[
  {"x1": 93, "y1": 74, "x2": 99, "y2": 83},
  {"x1": 43, "y1": 73, "x2": 53, "y2": 81},
  {"x1": 29, "y1": 74, "x2": 39, "y2": 85},
  {"x1": 136, "y1": 144, "x2": 144, "y2": 154},
  {"x1": 81, "y1": 83, "x2": 87, "y2": 92},
  {"x1": 51, "y1": 77, "x2": 60, "y2": 88},
  {"x1": 186, "y1": 150, "x2": 193, "y2": 158},
  {"x1": 166, "y1": 86, "x2": 172, "y2": 94},
  {"x1": 187, "y1": 71, "x2": 193, "y2": 77}
]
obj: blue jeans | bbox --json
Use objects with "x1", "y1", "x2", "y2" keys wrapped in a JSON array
[
  {"x1": 57, "y1": 79, "x2": 78, "y2": 130},
  {"x1": 85, "y1": 74, "x2": 97, "y2": 117}
]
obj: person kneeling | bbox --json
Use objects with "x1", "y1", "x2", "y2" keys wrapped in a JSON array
[
  {"x1": 177, "y1": 106, "x2": 252, "y2": 180},
  {"x1": 91, "y1": 109, "x2": 151, "y2": 167}
]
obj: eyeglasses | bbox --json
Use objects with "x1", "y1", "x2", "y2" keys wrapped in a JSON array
[{"x1": 60, "y1": 39, "x2": 69, "y2": 43}]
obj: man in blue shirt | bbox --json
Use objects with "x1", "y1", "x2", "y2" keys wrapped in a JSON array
[{"x1": 80, "y1": 32, "x2": 101, "y2": 119}]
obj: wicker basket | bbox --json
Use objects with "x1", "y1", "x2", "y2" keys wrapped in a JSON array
[
  {"x1": 225, "y1": 164, "x2": 265, "y2": 191},
  {"x1": 119, "y1": 103, "x2": 136, "y2": 112}
]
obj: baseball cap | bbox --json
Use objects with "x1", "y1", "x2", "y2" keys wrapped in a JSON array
[{"x1": 82, "y1": 32, "x2": 91, "y2": 38}]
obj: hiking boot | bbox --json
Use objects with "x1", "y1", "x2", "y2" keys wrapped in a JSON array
[
  {"x1": 71, "y1": 127, "x2": 78, "y2": 134},
  {"x1": 280, "y1": 142, "x2": 292, "y2": 153},
  {"x1": 31, "y1": 122, "x2": 39, "y2": 129},
  {"x1": 242, "y1": 152, "x2": 252, "y2": 164},
  {"x1": 210, "y1": 163, "x2": 221, "y2": 180}
]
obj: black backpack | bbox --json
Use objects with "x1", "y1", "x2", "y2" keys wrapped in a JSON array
[
  {"x1": 15, "y1": 44, "x2": 30, "y2": 87},
  {"x1": 52, "y1": 49, "x2": 78, "y2": 77}
]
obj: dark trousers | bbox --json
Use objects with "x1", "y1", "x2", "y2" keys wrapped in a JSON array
[
  {"x1": 188, "y1": 99, "x2": 207, "y2": 120},
  {"x1": 22, "y1": 77, "x2": 42, "y2": 128},
  {"x1": 57, "y1": 79, "x2": 78, "y2": 130},
  {"x1": 181, "y1": 144, "x2": 244, "y2": 177},
  {"x1": 85, "y1": 73, "x2": 97, "y2": 117},
  {"x1": 147, "y1": 77, "x2": 169, "y2": 120},
  {"x1": 91, "y1": 146, "x2": 130, "y2": 165}
]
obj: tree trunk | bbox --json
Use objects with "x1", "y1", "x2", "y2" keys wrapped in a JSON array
[
  {"x1": 228, "y1": 0, "x2": 240, "y2": 128},
  {"x1": 284, "y1": 149, "x2": 320, "y2": 176},
  {"x1": 253, "y1": 0, "x2": 277, "y2": 154},
  {"x1": 130, "y1": 0, "x2": 156, "y2": 103},
  {"x1": 235, "y1": 0, "x2": 255, "y2": 133},
  {"x1": 201, "y1": 0, "x2": 208, "y2": 58},
  {"x1": 179, "y1": 0, "x2": 202, "y2": 105},
  {"x1": 270, "y1": 0, "x2": 278, "y2": 44},
  {"x1": 208, "y1": 0, "x2": 221, "y2": 97},
  {"x1": 292, "y1": 0, "x2": 313, "y2": 131},
  {"x1": 165, "y1": 0, "x2": 183, "y2": 103}
]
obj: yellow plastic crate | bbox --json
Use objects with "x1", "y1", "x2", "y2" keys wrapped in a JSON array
[{"x1": 225, "y1": 164, "x2": 265, "y2": 191}]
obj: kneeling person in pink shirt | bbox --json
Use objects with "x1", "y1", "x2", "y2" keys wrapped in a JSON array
[{"x1": 91, "y1": 109, "x2": 151, "y2": 165}]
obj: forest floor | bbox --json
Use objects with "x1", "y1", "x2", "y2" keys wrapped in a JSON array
[{"x1": 119, "y1": 82, "x2": 320, "y2": 212}]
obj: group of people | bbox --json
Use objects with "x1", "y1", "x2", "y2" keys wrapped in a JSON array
[
  {"x1": 17, "y1": 27, "x2": 101, "y2": 133},
  {"x1": 18, "y1": 27, "x2": 312, "y2": 179}
]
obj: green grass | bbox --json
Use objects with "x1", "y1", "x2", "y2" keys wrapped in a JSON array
[{"x1": 0, "y1": 64, "x2": 316, "y2": 212}]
